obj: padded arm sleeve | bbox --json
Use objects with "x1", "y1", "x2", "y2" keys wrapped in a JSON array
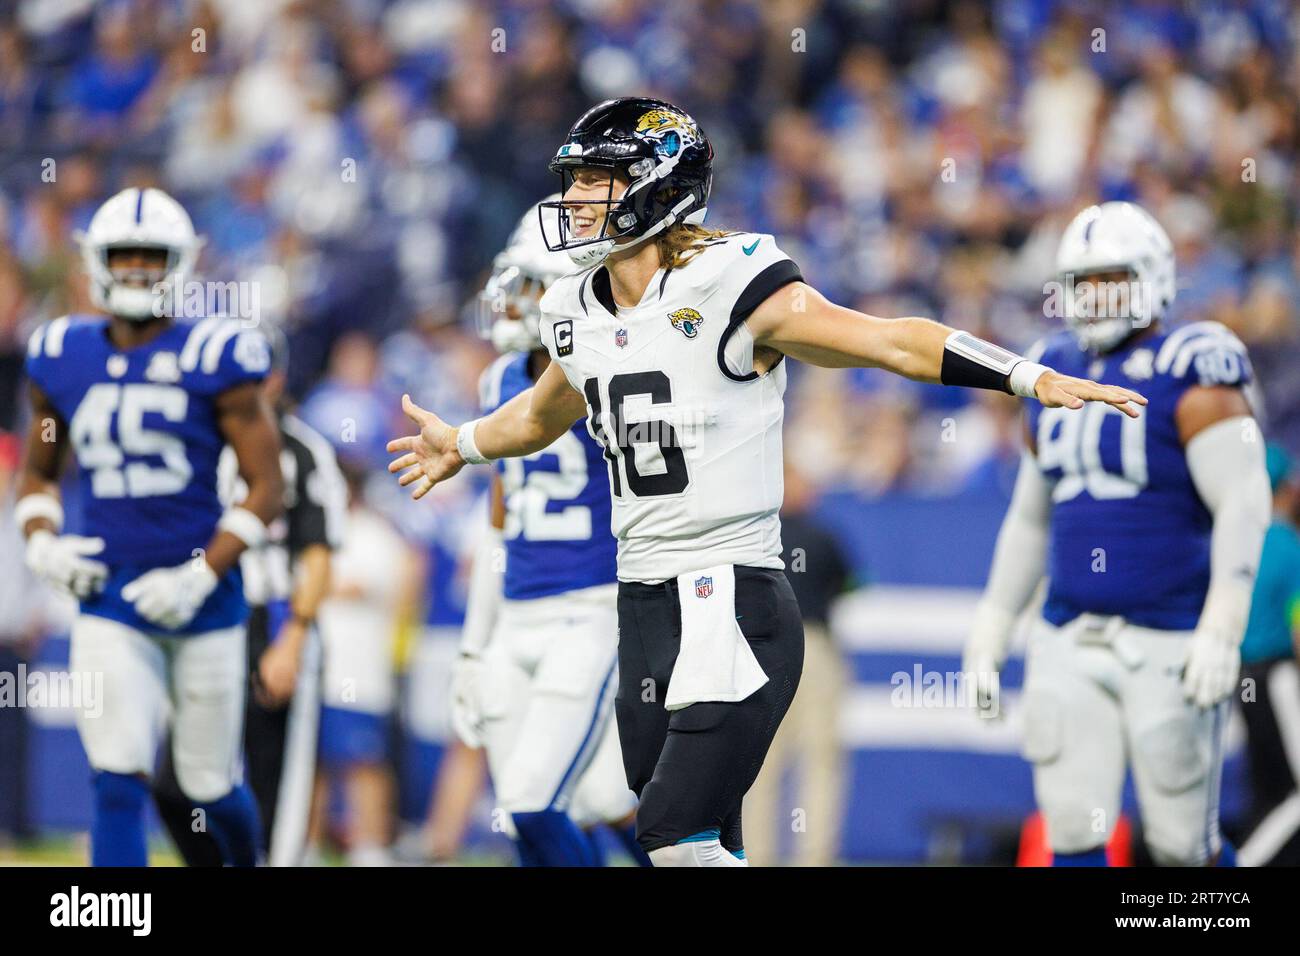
[
  {"x1": 1185, "y1": 416, "x2": 1271, "y2": 645},
  {"x1": 971, "y1": 452, "x2": 1052, "y2": 656}
]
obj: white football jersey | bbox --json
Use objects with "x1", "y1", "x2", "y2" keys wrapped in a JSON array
[{"x1": 538, "y1": 232, "x2": 802, "y2": 582}]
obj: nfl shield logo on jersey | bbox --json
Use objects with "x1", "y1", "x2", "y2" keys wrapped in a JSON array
[
  {"x1": 615, "y1": 327, "x2": 628, "y2": 348},
  {"x1": 1122, "y1": 347, "x2": 1155, "y2": 381},
  {"x1": 145, "y1": 351, "x2": 181, "y2": 383},
  {"x1": 695, "y1": 575, "x2": 713, "y2": 599}
]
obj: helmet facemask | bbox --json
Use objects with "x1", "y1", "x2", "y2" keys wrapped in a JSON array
[
  {"x1": 538, "y1": 163, "x2": 641, "y2": 268},
  {"x1": 90, "y1": 243, "x2": 189, "y2": 321},
  {"x1": 1053, "y1": 201, "x2": 1175, "y2": 355},
  {"x1": 475, "y1": 264, "x2": 548, "y2": 353},
  {"x1": 1061, "y1": 267, "x2": 1151, "y2": 354}
]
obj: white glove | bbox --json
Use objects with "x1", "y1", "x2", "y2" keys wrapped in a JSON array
[
  {"x1": 25, "y1": 529, "x2": 109, "y2": 599},
  {"x1": 1181, "y1": 628, "x2": 1241, "y2": 709},
  {"x1": 122, "y1": 559, "x2": 219, "y2": 630},
  {"x1": 449, "y1": 653, "x2": 487, "y2": 748},
  {"x1": 963, "y1": 602, "x2": 1016, "y2": 718}
]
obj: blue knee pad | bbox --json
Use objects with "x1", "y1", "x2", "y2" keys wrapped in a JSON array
[
  {"x1": 512, "y1": 810, "x2": 599, "y2": 867},
  {"x1": 1053, "y1": 846, "x2": 1108, "y2": 867},
  {"x1": 196, "y1": 784, "x2": 261, "y2": 867},
  {"x1": 92, "y1": 772, "x2": 150, "y2": 867}
]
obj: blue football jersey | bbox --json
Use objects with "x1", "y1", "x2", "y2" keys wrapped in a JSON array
[
  {"x1": 25, "y1": 314, "x2": 270, "y2": 634},
  {"x1": 480, "y1": 352, "x2": 617, "y2": 600},
  {"x1": 1025, "y1": 321, "x2": 1254, "y2": 631}
]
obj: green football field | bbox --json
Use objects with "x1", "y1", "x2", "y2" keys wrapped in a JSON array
[{"x1": 0, "y1": 834, "x2": 525, "y2": 867}]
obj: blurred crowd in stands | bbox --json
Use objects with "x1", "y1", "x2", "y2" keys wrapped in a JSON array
[{"x1": 3, "y1": 0, "x2": 1300, "y2": 496}]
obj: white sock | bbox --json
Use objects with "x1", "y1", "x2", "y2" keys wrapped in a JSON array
[
  {"x1": 347, "y1": 843, "x2": 393, "y2": 867},
  {"x1": 649, "y1": 838, "x2": 747, "y2": 867}
]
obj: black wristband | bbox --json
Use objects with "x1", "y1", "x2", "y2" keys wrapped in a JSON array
[{"x1": 939, "y1": 332, "x2": 1021, "y2": 394}]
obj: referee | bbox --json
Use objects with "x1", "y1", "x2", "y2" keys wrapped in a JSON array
[{"x1": 154, "y1": 328, "x2": 345, "y2": 866}]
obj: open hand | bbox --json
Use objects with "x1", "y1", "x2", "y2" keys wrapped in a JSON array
[
  {"x1": 386, "y1": 394, "x2": 466, "y2": 500},
  {"x1": 1035, "y1": 370, "x2": 1147, "y2": 418}
]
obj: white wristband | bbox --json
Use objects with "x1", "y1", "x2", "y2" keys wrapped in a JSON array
[
  {"x1": 456, "y1": 419, "x2": 491, "y2": 465},
  {"x1": 1009, "y1": 361, "x2": 1050, "y2": 399},
  {"x1": 218, "y1": 506, "x2": 269, "y2": 549},
  {"x1": 14, "y1": 493, "x2": 63, "y2": 533}
]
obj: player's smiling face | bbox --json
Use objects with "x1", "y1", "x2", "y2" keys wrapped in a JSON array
[{"x1": 562, "y1": 167, "x2": 628, "y2": 239}]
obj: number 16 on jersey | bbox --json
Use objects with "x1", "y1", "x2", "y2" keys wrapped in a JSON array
[{"x1": 583, "y1": 373, "x2": 691, "y2": 499}]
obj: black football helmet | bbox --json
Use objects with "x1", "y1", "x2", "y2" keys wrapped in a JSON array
[{"x1": 538, "y1": 97, "x2": 714, "y2": 266}]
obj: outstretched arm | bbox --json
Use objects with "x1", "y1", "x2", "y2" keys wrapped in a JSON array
[
  {"x1": 388, "y1": 358, "x2": 586, "y2": 500},
  {"x1": 747, "y1": 281, "x2": 1147, "y2": 417}
]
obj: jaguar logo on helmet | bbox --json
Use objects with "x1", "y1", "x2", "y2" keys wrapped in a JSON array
[
  {"x1": 668, "y1": 307, "x2": 704, "y2": 339},
  {"x1": 634, "y1": 108, "x2": 700, "y2": 159}
]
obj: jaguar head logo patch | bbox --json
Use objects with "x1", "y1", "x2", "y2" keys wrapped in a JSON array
[
  {"x1": 635, "y1": 108, "x2": 701, "y2": 159},
  {"x1": 668, "y1": 307, "x2": 704, "y2": 339}
]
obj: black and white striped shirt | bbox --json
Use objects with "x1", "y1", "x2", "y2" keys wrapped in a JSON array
[{"x1": 219, "y1": 413, "x2": 346, "y2": 606}]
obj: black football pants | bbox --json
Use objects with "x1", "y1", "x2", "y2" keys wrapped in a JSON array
[{"x1": 616, "y1": 566, "x2": 804, "y2": 853}]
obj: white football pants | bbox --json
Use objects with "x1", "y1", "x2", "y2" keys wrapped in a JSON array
[
  {"x1": 1021, "y1": 615, "x2": 1229, "y2": 865},
  {"x1": 69, "y1": 613, "x2": 246, "y2": 803},
  {"x1": 480, "y1": 583, "x2": 634, "y2": 825}
]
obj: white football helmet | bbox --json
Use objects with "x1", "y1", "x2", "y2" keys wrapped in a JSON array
[
  {"x1": 1055, "y1": 201, "x2": 1175, "y2": 353},
  {"x1": 476, "y1": 196, "x2": 576, "y2": 353},
  {"x1": 77, "y1": 187, "x2": 202, "y2": 321}
]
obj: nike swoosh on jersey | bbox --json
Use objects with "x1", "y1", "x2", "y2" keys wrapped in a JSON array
[{"x1": 742, "y1": 239, "x2": 760, "y2": 255}]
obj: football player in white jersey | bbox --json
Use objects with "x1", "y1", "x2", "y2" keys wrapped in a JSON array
[
  {"x1": 388, "y1": 97, "x2": 1145, "y2": 867},
  {"x1": 963, "y1": 202, "x2": 1271, "y2": 866},
  {"x1": 17, "y1": 188, "x2": 284, "y2": 865},
  {"x1": 454, "y1": 200, "x2": 648, "y2": 866}
]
